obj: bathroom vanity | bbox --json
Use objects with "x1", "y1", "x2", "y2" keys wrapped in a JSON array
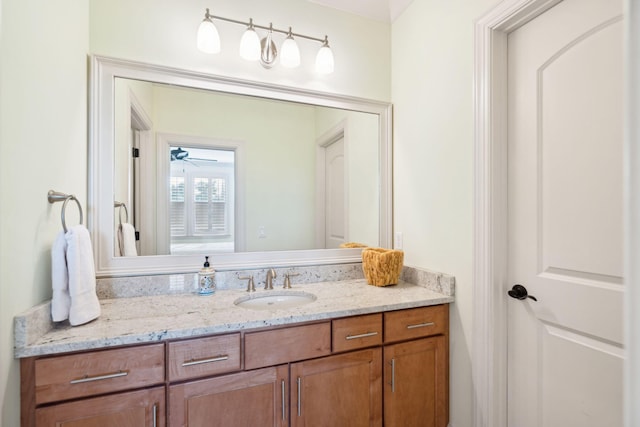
[{"x1": 16, "y1": 275, "x2": 453, "y2": 427}]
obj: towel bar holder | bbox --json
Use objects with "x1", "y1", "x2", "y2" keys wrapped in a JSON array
[
  {"x1": 48, "y1": 190, "x2": 84, "y2": 233},
  {"x1": 114, "y1": 201, "x2": 129, "y2": 225}
]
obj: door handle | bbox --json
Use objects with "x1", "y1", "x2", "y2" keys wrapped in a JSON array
[{"x1": 508, "y1": 284, "x2": 537, "y2": 301}]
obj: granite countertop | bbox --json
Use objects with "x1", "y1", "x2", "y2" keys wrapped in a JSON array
[{"x1": 14, "y1": 277, "x2": 454, "y2": 359}]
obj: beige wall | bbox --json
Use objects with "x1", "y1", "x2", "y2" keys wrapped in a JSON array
[
  {"x1": 0, "y1": 0, "x2": 506, "y2": 424},
  {"x1": 0, "y1": 1, "x2": 89, "y2": 426},
  {"x1": 391, "y1": 1, "x2": 499, "y2": 426},
  {"x1": 0, "y1": 1, "x2": 390, "y2": 425}
]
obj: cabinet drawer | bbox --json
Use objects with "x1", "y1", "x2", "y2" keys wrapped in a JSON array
[
  {"x1": 332, "y1": 313, "x2": 383, "y2": 352},
  {"x1": 168, "y1": 333, "x2": 241, "y2": 382},
  {"x1": 36, "y1": 386, "x2": 165, "y2": 427},
  {"x1": 384, "y1": 305, "x2": 448, "y2": 343},
  {"x1": 34, "y1": 343, "x2": 165, "y2": 405},
  {"x1": 244, "y1": 322, "x2": 331, "y2": 370}
]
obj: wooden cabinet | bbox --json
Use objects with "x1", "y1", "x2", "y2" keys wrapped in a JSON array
[
  {"x1": 383, "y1": 304, "x2": 449, "y2": 427},
  {"x1": 168, "y1": 333, "x2": 241, "y2": 382},
  {"x1": 22, "y1": 344, "x2": 166, "y2": 427},
  {"x1": 290, "y1": 348, "x2": 382, "y2": 427},
  {"x1": 169, "y1": 366, "x2": 288, "y2": 427},
  {"x1": 332, "y1": 313, "x2": 382, "y2": 353},
  {"x1": 383, "y1": 337, "x2": 447, "y2": 427},
  {"x1": 20, "y1": 304, "x2": 449, "y2": 427},
  {"x1": 384, "y1": 305, "x2": 447, "y2": 343},
  {"x1": 244, "y1": 322, "x2": 331, "y2": 370},
  {"x1": 33, "y1": 344, "x2": 164, "y2": 405},
  {"x1": 170, "y1": 331, "x2": 381, "y2": 427},
  {"x1": 35, "y1": 386, "x2": 164, "y2": 427}
]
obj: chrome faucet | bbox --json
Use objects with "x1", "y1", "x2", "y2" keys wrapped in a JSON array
[{"x1": 265, "y1": 268, "x2": 277, "y2": 290}]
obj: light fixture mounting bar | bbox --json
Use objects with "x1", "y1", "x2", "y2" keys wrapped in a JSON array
[{"x1": 204, "y1": 9, "x2": 326, "y2": 44}]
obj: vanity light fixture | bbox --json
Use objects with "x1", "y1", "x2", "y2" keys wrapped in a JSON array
[{"x1": 196, "y1": 8, "x2": 334, "y2": 74}]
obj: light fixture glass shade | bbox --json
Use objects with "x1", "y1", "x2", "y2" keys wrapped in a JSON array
[
  {"x1": 280, "y1": 36, "x2": 301, "y2": 68},
  {"x1": 197, "y1": 18, "x2": 221, "y2": 54},
  {"x1": 315, "y1": 44, "x2": 334, "y2": 74},
  {"x1": 239, "y1": 23, "x2": 261, "y2": 61}
]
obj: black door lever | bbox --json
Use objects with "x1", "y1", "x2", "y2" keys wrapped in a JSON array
[{"x1": 508, "y1": 284, "x2": 537, "y2": 301}]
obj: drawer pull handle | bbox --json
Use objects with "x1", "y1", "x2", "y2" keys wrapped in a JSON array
[
  {"x1": 297, "y1": 377, "x2": 302, "y2": 417},
  {"x1": 406, "y1": 322, "x2": 435, "y2": 330},
  {"x1": 390, "y1": 358, "x2": 396, "y2": 393},
  {"x1": 70, "y1": 370, "x2": 128, "y2": 384},
  {"x1": 152, "y1": 403, "x2": 158, "y2": 427},
  {"x1": 345, "y1": 331, "x2": 378, "y2": 340},
  {"x1": 182, "y1": 355, "x2": 229, "y2": 367},
  {"x1": 281, "y1": 379, "x2": 286, "y2": 420}
]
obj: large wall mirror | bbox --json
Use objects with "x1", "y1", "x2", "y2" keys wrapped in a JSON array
[{"x1": 90, "y1": 56, "x2": 392, "y2": 277}]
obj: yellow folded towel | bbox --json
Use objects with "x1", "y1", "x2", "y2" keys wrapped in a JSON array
[{"x1": 362, "y1": 247, "x2": 404, "y2": 287}]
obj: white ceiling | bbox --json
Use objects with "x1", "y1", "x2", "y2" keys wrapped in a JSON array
[{"x1": 307, "y1": 0, "x2": 414, "y2": 23}]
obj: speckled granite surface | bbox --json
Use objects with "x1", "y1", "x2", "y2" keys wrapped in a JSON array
[
  {"x1": 14, "y1": 265, "x2": 454, "y2": 358},
  {"x1": 94, "y1": 263, "x2": 368, "y2": 298}
]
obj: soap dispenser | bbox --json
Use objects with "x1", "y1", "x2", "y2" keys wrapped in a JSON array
[{"x1": 198, "y1": 256, "x2": 216, "y2": 296}]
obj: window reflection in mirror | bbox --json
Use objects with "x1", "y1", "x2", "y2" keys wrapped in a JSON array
[{"x1": 169, "y1": 146, "x2": 236, "y2": 255}]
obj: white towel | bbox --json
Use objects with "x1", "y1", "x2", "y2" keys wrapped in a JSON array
[
  {"x1": 51, "y1": 231, "x2": 71, "y2": 322},
  {"x1": 117, "y1": 223, "x2": 138, "y2": 257},
  {"x1": 50, "y1": 225, "x2": 101, "y2": 326}
]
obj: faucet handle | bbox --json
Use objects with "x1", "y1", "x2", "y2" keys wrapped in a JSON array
[
  {"x1": 283, "y1": 272, "x2": 300, "y2": 289},
  {"x1": 238, "y1": 275, "x2": 255, "y2": 292}
]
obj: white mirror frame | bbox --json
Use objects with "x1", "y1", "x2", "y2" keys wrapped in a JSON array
[{"x1": 89, "y1": 55, "x2": 393, "y2": 277}]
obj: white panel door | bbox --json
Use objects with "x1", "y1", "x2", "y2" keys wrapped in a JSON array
[
  {"x1": 325, "y1": 137, "x2": 346, "y2": 248},
  {"x1": 507, "y1": 0, "x2": 624, "y2": 426}
]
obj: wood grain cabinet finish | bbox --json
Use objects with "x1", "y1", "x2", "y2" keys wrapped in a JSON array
[
  {"x1": 384, "y1": 304, "x2": 447, "y2": 343},
  {"x1": 34, "y1": 343, "x2": 165, "y2": 405},
  {"x1": 332, "y1": 313, "x2": 383, "y2": 353},
  {"x1": 20, "y1": 304, "x2": 449, "y2": 427},
  {"x1": 383, "y1": 337, "x2": 448, "y2": 427},
  {"x1": 35, "y1": 386, "x2": 164, "y2": 427},
  {"x1": 169, "y1": 365, "x2": 288, "y2": 427},
  {"x1": 290, "y1": 348, "x2": 383, "y2": 427},
  {"x1": 244, "y1": 322, "x2": 331, "y2": 370},
  {"x1": 168, "y1": 333, "x2": 241, "y2": 382}
]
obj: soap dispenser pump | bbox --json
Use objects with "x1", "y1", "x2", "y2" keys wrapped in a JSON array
[{"x1": 198, "y1": 256, "x2": 216, "y2": 296}]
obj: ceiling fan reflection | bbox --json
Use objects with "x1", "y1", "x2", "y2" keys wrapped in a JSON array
[{"x1": 170, "y1": 147, "x2": 219, "y2": 167}]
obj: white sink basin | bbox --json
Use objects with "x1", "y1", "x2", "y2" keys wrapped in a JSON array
[{"x1": 234, "y1": 291, "x2": 317, "y2": 310}]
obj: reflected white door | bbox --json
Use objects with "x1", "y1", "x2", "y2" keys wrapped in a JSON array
[
  {"x1": 325, "y1": 136, "x2": 346, "y2": 248},
  {"x1": 507, "y1": 0, "x2": 624, "y2": 426}
]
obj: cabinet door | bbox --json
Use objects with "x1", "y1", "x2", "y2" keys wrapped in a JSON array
[
  {"x1": 290, "y1": 348, "x2": 382, "y2": 427},
  {"x1": 169, "y1": 365, "x2": 288, "y2": 427},
  {"x1": 35, "y1": 386, "x2": 164, "y2": 427},
  {"x1": 384, "y1": 336, "x2": 448, "y2": 427}
]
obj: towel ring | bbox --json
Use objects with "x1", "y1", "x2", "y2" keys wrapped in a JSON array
[
  {"x1": 48, "y1": 190, "x2": 84, "y2": 233},
  {"x1": 114, "y1": 202, "x2": 128, "y2": 225}
]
